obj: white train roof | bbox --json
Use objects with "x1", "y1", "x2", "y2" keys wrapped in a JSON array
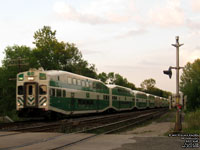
[
  {"x1": 44, "y1": 70, "x2": 102, "y2": 82},
  {"x1": 20, "y1": 68, "x2": 103, "y2": 83},
  {"x1": 107, "y1": 84, "x2": 132, "y2": 91},
  {"x1": 146, "y1": 93, "x2": 156, "y2": 97},
  {"x1": 132, "y1": 90, "x2": 147, "y2": 95}
]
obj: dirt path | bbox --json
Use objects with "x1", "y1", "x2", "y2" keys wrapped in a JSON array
[{"x1": 122, "y1": 110, "x2": 176, "y2": 137}]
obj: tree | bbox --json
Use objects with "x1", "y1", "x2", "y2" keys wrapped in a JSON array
[
  {"x1": 98, "y1": 72, "x2": 108, "y2": 83},
  {"x1": 0, "y1": 45, "x2": 36, "y2": 116},
  {"x1": 140, "y1": 78, "x2": 156, "y2": 90},
  {"x1": 2, "y1": 45, "x2": 37, "y2": 71},
  {"x1": 140, "y1": 78, "x2": 171, "y2": 98},
  {"x1": 33, "y1": 26, "x2": 64, "y2": 70},
  {"x1": 107, "y1": 72, "x2": 115, "y2": 84},
  {"x1": 180, "y1": 59, "x2": 200, "y2": 110},
  {"x1": 98, "y1": 72, "x2": 136, "y2": 90},
  {"x1": 0, "y1": 26, "x2": 98, "y2": 117},
  {"x1": 33, "y1": 26, "x2": 97, "y2": 78}
]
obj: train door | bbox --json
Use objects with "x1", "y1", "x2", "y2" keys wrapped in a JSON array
[
  {"x1": 71, "y1": 92, "x2": 75, "y2": 113},
  {"x1": 96, "y1": 95, "x2": 99, "y2": 111},
  {"x1": 118, "y1": 97, "x2": 120, "y2": 110},
  {"x1": 25, "y1": 83, "x2": 38, "y2": 107}
]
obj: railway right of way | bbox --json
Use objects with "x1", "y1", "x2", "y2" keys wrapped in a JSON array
[{"x1": 0, "y1": 108, "x2": 168, "y2": 150}]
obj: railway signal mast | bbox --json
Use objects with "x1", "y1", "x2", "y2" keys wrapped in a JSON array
[
  {"x1": 163, "y1": 36, "x2": 183, "y2": 132},
  {"x1": 8, "y1": 57, "x2": 28, "y2": 80}
]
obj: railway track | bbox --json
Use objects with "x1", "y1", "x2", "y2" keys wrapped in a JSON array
[
  {"x1": 48, "y1": 108, "x2": 168, "y2": 150},
  {"x1": 0, "y1": 108, "x2": 168, "y2": 150},
  {"x1": 0, "y1": 108, "x2": 163, "y2": 133},
  {"x1": 46, "y1": 110, "x2": 166, "y2": 150}
]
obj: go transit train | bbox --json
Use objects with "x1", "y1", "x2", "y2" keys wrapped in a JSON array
[{"x1": 16, "y1": 68, "x2": 169, "y2": 118}]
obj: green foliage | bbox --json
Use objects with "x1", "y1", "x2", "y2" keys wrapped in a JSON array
[
  {"x1": 180, "y1": 59, "x2": 200, "y2": 111},
  {"x1": 140, "y1": 78, "x2": 171, "y2": 98},
  {"x1": 0, "y1": 67, "x2": 16, "y2": 116},
  {"x1": 140, "y1": 78, "x2": 156, "y2": 90},
  {"x1": 98, "y1": 72, "x2": 136, "y2": 90},
  {"x1": 98, "y1": 72, "x2": 108, "y2": 83},
  {"x1": 0, "y1": 26, "x2": 98, "y2": 117},
  {"x1": 32, "y1": 26, "x2": 97, "y2": 78},
  {"x1": 3, "y1": 45, "x2": 38, "y2": 70},
  {"x1": 183, "y1": 109, "x2": 200, "y2": 134}
]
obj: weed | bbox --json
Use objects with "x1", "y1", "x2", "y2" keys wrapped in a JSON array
[{"x1": 183, "y1": 109, "x2": 200, "y2": 134}]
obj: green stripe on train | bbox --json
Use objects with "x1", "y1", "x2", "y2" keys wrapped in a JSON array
[
  {"x1": 50, "y1": 97, "x2": 109, "y2": 111},
  {"x1": 112, "y1": 101, "x2": 134, "y2": 109}
]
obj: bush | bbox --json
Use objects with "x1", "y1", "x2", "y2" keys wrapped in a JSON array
[{"x1": 183, "y1": 109, "x2": 200, "y2": 134}]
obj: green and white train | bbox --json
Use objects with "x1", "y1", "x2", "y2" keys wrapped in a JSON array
[{"x1": 16, "y1": 68, "x2": 169, "y2": 118}]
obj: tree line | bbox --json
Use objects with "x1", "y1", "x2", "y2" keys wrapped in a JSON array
[{"x1": 0, "y1": 26, "x2": 172, "y2": 117}]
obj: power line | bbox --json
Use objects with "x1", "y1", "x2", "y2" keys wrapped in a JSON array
[{"x1": 7, "y1": 57, "x2": 29, "y2": 80}]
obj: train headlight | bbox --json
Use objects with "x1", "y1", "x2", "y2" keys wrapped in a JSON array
[
  {"x1": 43, "y1": 103, "x2": 47, "y2": 106},
  {"x1": 17, "y1": 103, "x2": 20, "y2": 106},
  {"x1": 28, "y1": 77, "x2": 34, "y2": 81}
]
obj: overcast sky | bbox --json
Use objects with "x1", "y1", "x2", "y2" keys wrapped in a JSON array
[{"x1": 0, "y1": 0, "x2": 200, "y2": 93}]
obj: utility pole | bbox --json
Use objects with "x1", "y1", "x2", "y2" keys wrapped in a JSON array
[
  {"x1": 163, "y1": 36, "x2": 183, "y2": 132},
  {"x1": 172, "y1": 36, "x2": 183, "y2": 132},
  {"x1": 8, "y1": 57, "x2": 28, "y2": 72},
  {"x1": 8, "y1": 57, "x2": 28, "y2": 80}
]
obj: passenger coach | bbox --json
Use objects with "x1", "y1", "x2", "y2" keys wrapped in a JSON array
[
  {"x1": 16, "y1": 68, "x2": 169, "y2": 118},
  {"x1": 16, "y1": 68, "x2": 110, "y2": 117}
]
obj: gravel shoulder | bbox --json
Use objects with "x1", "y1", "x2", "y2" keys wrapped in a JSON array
[{"x1": 121, "y1": 109, "x2": 176, "y2": 137}]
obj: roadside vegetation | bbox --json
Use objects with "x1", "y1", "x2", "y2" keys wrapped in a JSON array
[
  {"x1": 180, "y1": 59, "x2": 200, "y2": 133},
  {"x1": 183, "y1": 109, "x2": 200, "y2": 134}
]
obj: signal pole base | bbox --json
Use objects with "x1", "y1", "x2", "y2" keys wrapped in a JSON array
[{"x1": 174, "y1": 109, "x2": 182, "y2": 132}]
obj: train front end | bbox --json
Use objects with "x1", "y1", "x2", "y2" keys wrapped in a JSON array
[{"x1": 16, "y1": 68, "x2": 49, "y2": 117}]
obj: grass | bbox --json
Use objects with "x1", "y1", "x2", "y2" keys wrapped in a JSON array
[
  {"x1": 183, "y1": 109, "x2": 200, "y2": 134},
  {"x1": 155, "y1": 109, "x2": 176, "y2": 123},
  {"x1": 0, "y1": 110, "x2": 24, "y2": 122}
]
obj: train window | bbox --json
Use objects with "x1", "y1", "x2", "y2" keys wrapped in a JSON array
[
  {"x1": 57, "y1": 89, "x2": 62, "y2": 97},
  {"x1": 82, "y1": 81, "x2": 85, "y2": 87},
  {"x1": 73, "y1": 79, "x2": 77, "y2": 85},
  {"x1": 89, "y1": 82, "x2": 93, "y2": 89},
  {"x1": 39, "y1": 85, "x2": 47, "y2": 95},
  {"x1": 93, "y1": 82, "x2": 96, "y2": 89},
  {"x1": 28, "y1": 85, "x2": 33, "y2": 95},
  {"x1": 50, "y1": 89, "x2": 55, "y2": 97},
  {"x1": 18, "y1": 86, "x2": 23, "y2": 95},
  {"x1": 86, "y1": 93, "x2": 90, "y2": 98},
  {"x1": 39, "y1": 73, "x2": 46, "y2": 80},
  {"x1": 112, "y1": 96, "x2": 117, "y2": 100},
  {"x1": 96, "y1": 83, "x2": 102, "y2": 90},
  {"x1": 104, "y1": 95, "x2": 109, "y2": 100},
  {"x1": 68, "y1": 78, "x2": 72, "y2": 84},
  {"x1": 63, "y1": 90, "x2": 66, "y2": 97},
  {"x1": 77, "y1": 80, "x2": 81, "y2": 86},
  {"x1": 86, "y1": 82, "x2": 89, "y2": 87}
]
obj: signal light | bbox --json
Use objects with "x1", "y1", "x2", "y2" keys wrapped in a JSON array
[{"x1": 163, "y1": 67, "x2": 172, "y2": 79}]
